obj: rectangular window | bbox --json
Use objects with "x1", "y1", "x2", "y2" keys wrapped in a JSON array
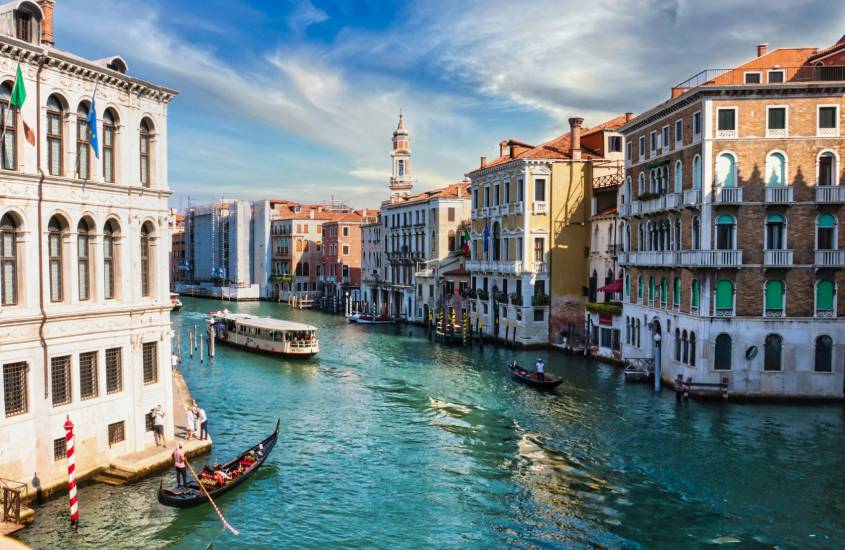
[
  {"x1": 661, "y1": 126, "x2": 669, "y2": 149},
  {"x1": 78, "y1": 234, "x2": 90, "y2": 301},
  {"x1": 517, "y1": 179, "x2": 524, "y2": 202},
  {"x1": 342, "y1": 244, "x2": 349, "y2": 255},
  {"x1": 103, "y1": 122, "x2": 115, "y2": 183},
  {"x1": 342, "y1": 226, "x2": 349, "y2": 237},
  {"x1": 14, "y1": 10, "x2": 31, "y2": 42},
  {"x1": 142, "y1": 342, "x2": 158, "y2": 385},
  {"x1": 767, "y1": 107, "x2": 786, "y2": 131},
  {"x1": 534, "y1": 238, "x2": 544, "y2": 262},
  {"x1": 493, "y1": 185, "x2": 500, "y2": 206},
  {"x1": 533, "y1": 308, "x2": 544, "y2": 322},
  {"x1": 534, "y1": 179, "x2": 546, "y2": 202},
  {"x1": 608, "y1": 135, "x2": 622, "y2": 152},
  {"x1": 79, "y1": 351, "x2": 98, "y2": 400},
  {"x1": 767, "y1": 70, "x2": 784, "y2": 83},
  {"x1": 744, "y1": 72, "x2": 761, "y2": 84},
  {"x1": 108, "y1": 421, "x2": 125, "y2": 446},
  {"x1": 448, "y1": 207, "x2": 455, "y2": 221},
  {"x1": 649, "y1": 131, "x2": 657, "y2": 153},
  {"x1": 819, "y1": 106, "x2": 838, "y2": 136},
  {"x1": 76, "y1": 117, "x2": 90, "y2": 180},
  {"x1": 693, "y1": 111, "x2": 701, "y2": 137},
  {"x1": 51, "y1": 355, "x2": 72, "y2": 407},
  {"x1": 675, "y1": 119, "x2": 683, "y2": 144},
  {"x1": 638, "y1": 136, "x2": 645, "y2": 158},
  {"x1": 626, "y1": 141, "x2": 632, "y2": 162},
  {"x1": 717, "y1": 109, "x2": 736, "y2": 131},
  {"x1": 504, "y1": 180, "x2": 510, "y2": 203},
  {"x1": 106, "y1": 347, "x2": 122, "y2": 394},
  {"x1": 47, "y1": 109, "x2": 62, "y2": 176},
  {"x1": 54, "y1": 438, "x2": 67, "y2": 461},
  {"x1": 3, "y1": 361, "x2": 27, "y2": 417}
]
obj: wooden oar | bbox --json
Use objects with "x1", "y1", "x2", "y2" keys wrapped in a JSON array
[{"x1": 184, "y1": 458, "x2": 240, "y2": 536}]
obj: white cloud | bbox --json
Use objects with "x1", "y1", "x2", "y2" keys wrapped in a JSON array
[{"x1": 286, "y1": 0, "x2": 329, "y2": 35}]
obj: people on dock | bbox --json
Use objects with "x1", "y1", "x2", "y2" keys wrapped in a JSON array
[
  {"x1": 172, "y1": 443, "x2": 187, "y2": 488},
  {"x1": 197, "y1": 406, "x2": 208, "y2": 440},
  {"x1": 535, "y1": 358, "x2": 545, "y2": 381},
  {"x1": 153, "y1": 404, "x2": 166, "y2": 446},
  {"x1": 185, "y1": 405, "x2": 196, "y2": 440}
]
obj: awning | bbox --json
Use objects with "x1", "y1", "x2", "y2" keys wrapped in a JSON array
[{"x1": 598, "y1": 279, "x2": 623, "y2": 293}]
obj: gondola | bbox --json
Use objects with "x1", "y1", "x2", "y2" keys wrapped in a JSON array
[
  {"x1": 507, "y1": 363, "x2": 562, "y2": 389},
  {"x1": 158, "y1": 420, "x2": 279, "y2": 508}
]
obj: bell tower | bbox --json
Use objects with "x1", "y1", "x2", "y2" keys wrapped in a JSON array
[{"x1": 389, "y1": 113, "x2": 413, "y2": 201}]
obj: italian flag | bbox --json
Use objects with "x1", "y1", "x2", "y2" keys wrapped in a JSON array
[{"x1": 10, "y1": 64, "x2": 34, "y2": 145}]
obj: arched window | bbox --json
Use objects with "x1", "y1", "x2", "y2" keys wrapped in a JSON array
[
  {"x1": 815, "y1": 335, "x2": 833, "y2": 372},
  {"x1": 715, "y1": 215, "x2": 736, "y2": 250},
  {"x1": 764, "y1": 280, "x2": 784, "y2": 317},
  {"x1": 492, "y1": 223, "x2": 501, "y2": 261},
  {"x1": 103, "y1": 219, "x2": 118, "y2": 300},
  {"x1": 764, "y1": 334, "x2": 783, "y2": 371},
  {"x1": 816, "y1": 214, "x2": 837, "y2": 249},
  {"x1": 716, "y1": 279, "x2": 734, "y2": 315},
  {"x1": 765, "y1": 214, "x2": 785, "y2": 250},
  {"x1": 140, "y1": 118, "x2": 153, "y2": 187},
  {"x1": 691, "y1": 216, "x2": 700, "y2": 250},
  {"x1": 625, "y1": 274, "x2": 631, "y2": 298},
  {"x1": 47, "y1": 95, "x2": 64, "y2": 176},
  {"x1": 765, "y1": 152, "x2": 786, "y2": 186},
  {"x1": 660, "y1": 277, "x2": 668, "y2": 306},
  {"x1": 637, "y1": 275, "x2": 643, "y2": 304},
  {"x1": 77, "y1": 217, "x2": 94, "y2": 301},
  {"x1": 692, "y1": 155, "x2": 701, "y2": 189},
  {"x1": 674, "y1": 219, "x2": 681, "y2": 251},
  {"x1": 431, "y1": 230, "x2": 436, "y2": 254},
  {"x1": 682, "y1": 329, "x2": 689, "y2": 364},
  {"x1": 714, "y1": 333, "x2": 732, "y2": 370},
  {"x1": 0, "y1": 81, "x2": 15, "y2": 170},
  {"x1": 296, "y1": 239, "x2": 303, "y2": 252},
  {"x1": 816, "y1": 280, "x2": 835, "y2": 317},
  {"x1": 674, "y1": 160, "x2": 683, "y2": 193},
  {"x1": 673, "y1": 277, "x2": 681, "y2": 308},
  {"x1": 715, "y1": 153, "x2": 736, "y2": 187},
  {"x1": 447, "y1": 230, "x2": 455, "y2": 253},
  {"x1": 648, "y1": 276, "x2": 655, "y2": 305},
  {"x1": 76, "y1": 102, "x2": 91, "y2": 180},
  {"x1": 140, "y1": 222, "x2": 153, "y2": 297},
  {"x1": 674, "y1": 328, "x2": 681, "y2": 361},
  {"x1": 48, "y1": 215, "x2": 66, "y2": 302},
  {"x1": 818, "y1": 151, "x2": 837, "y2": 186},
  {"x1": 635, "y1": 318, "x2": 641, "y2": 347},
  {"x1": 0, "y1": 213, "x2": 20, "y2": 305},
  {"x1": 637, "y1": 172, "x2": 644, "y2": 195},
  {"x1": 624, "y1": 176, "x2": 631, "y2": 204},
  {"x1": 689, "y1": 332, "x2": 696, "y2": 366},
  {"x1": 691, "y1": 279, "x2": 700, "y2": 310},
  {"x1": 398, "y1": 159, "x2": 404, "y2": 176},
  {"x1": 103, "y1": 109, "x2": 117, "y2": 183}
]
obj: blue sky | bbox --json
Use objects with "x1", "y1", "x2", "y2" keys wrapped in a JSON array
[{"x1": 56, "y1": 0, "x2": 845, "y2": 210}]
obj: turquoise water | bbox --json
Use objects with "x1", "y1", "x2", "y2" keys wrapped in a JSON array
[{"x1": 19, "y1": 297, "x2": 845, "y2": 549}]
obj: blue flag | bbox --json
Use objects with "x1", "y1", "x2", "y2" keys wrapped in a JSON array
[
  {"x1": 483, "y1": 225, "x2": 490, "y2": 253},
  {"x1": 87, "y1": 89, "x2": 99, "y2": 159}
]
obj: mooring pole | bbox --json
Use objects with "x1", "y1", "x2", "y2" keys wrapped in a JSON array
[{"x1": 64, "y1": 416, "x2": 78, "y2": 530}]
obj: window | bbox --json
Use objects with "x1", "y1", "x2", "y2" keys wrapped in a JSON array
[
  {"x1": 744, "y1": 72, "x2": 761, "y2": 84},
  {"x1": 342, "y1": 244, "x2": 349, "y2": 256},
  {"x1": 609, "y1": 135, "x2": 622, "y2": 153},
  {"x1": 14, "y1": 9, "x2": 31, "y2": 42},
  {"x1": 397, "y1": 159, "x2": 404, "y2": 176},
  {"x1": 638, "y1": 136, "x2": 645, "y2": 159},
  {"x1": 447, "y1": 207, "x2": 455, "y2": 222},
  {"x1": 674, "y1": 160, "x2": 683, "y2": 193},
  {"x1": 674, "y1": 119, "x2": 683, "y2": 145},
  {"x1": 818, "y1": 106, "x2": 838, "y2": 136},
  {"x1": 765, "y1": 280, "x2": 784, "y2": 317},
  {"x1": 637, "y1": 275, "x2": 643, "y2": 304},
  {"x1": 768, "y1": 70, "x2": 784, "y2": 83},
  {"x1": 0, "y1": 82, "x2": 16, "y2": 170},
  {"x1": 715, "y1": 215, "x2": 735, "y2": 250},
  {"x1": 765, "y1": 152, "x2": 786, "y2": 186},
  {"x1": 673, "y1": 277, "x2": 681, "y2": 308},
  {"x1": 674, "y1": 329, "x2": 681, "y2": 361},
  {"x1": 637, "y1": 172, "x2": 644, "y2": 194},
  {"x1": 816, "y1": 214, "x2": 836, "y2": 250},
  {"x1": 504, "y1": 180, "x2": 511, "y2": 204},
  {"x1": 534, "y1": 179, "x2": 546, "y2": 202},
  {"x1": 815, "y1": 335, "x2": 833, "y2": 372},
  {"x1": 139, "y1": 118, "x2": 152, "y2": 187},
  {"x1": 660, "y1": 277, "x2": 668, "y2": 307},
  {"x1": 447, "y1": 230, "x2": 456, "y2": 253},
  {"x1": 816, "y1": 280, "x2": 835, "y2": 316},
  {"x1": 3, "y1": 362, "x2": 27, "y2": 417},
  {"x1": 108, "y1": 421, "x2": 125, "y2": 446},
  {"x1": 342, "y1": 226, "x2": 349, "y2": 237},
  {"x1": 715, "y1": 280, "x2": 734, "y2": 315},
  {"x1": 54, "y1": 438, "x2": 67, "y2": 461},
  {"x1": 473, "y1": 189, "x2": 479, "y2": 209},
  {"x1": 692, "y1": 155, "x2": 701, "y2": 189},
  {"x1": 517, "y1": 179, "x2": 524, "y2": 202},
  {"x1": 141, "y1": 222, "x2": 152, "y2": 297},
  {"x1": 626, "y1": 141, "x2": 632, "y2": 162},
  {"x1": 766, "y1": 107, "x2": 787, "y2": 137},
  {"x1": 1, "y1": 213, "x2": 19, "y2": 305},
  {"x1": 648, "y1": 276, "x2": 655, "y2": 305},
  {"x1": 51, "y1": 355, "x2": 72, "y2": 406},
  {"x1": 77, "y1": 218, "x2": 92, "y2": 301},
  {"x1": 691, "y1": 280, "x2": 700, "y2": 310},
  {"x1": 103, "y1": 109, "x2": 116, "y2": 182},
  {"x1": 714, "y1": 333, "x2": 732, "y2": 370},
  {"x1": 79, "y1": 351, "x2": 98, "y2": 400},
  {"x1": 818, "y1": 151, "x2": 837, "y2": 186},
  {"x1": 649, "y1": 131, "x2": 657, "y2": 153},
  {"x1": 661, "y1": 126, "x2": 669, "y2": 149},
  {"x1": 48, "y1": 215, "x2": 65, "y2": 302},
  {"x1": 142, "y1": 341, "x2": 158, "y2": 385},
  {"x1": 693, "y1": 111, "x2": 701, "y2": 138},
  {"x1": 765, "y1": 214, "x2": 785, "y2": 250},
  {"x1": 106, "y1": 347, "x2": 122, "y2": 394},
  {"x1": 76, "y1": 102, "x2": 91, "y2": 180},
  {"x1": 103, "y1": 220, "x2": 117, "y2": 299},
  {"x1": 715, "y1": 153, "x2": 736, "y2": 187},
  {"x1": 717, "y1": 108, "x2": 737, "y2": 137},
  {"x1": 689, "y1": 333, "x2": 696, "y2": 366},
  {"x1": 764, "y1": 334, "x2": 783, "y2": 371},
  {"x1": 533, "y1": 308, "x2": 544, "y2": 321},
  {"x1": 47, "y1": 95, "x2": 63, "y2": 176},
  {"x1": 625, "y1": 274, "x2": 631, "y2": 298},
  {"x1": 533, "y1": 238, "x2": 544, "y2": 262}
]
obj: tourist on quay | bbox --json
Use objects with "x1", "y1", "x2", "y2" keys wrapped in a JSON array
[
  {"x1": 535, "y1": 358, "x2": 545, "y2": 381},
  {"x1": 153, "y1": 404, "x2": 166, "y2": 446},
  {"x1": 185, "y1": 405, "x2": 196, "y2": 440},
  {"x1": 197, "y1": 406, "x2": 208, "y2": 440},
  {"x1": 172, "y1": 443, "x2": 187, "y2": 488}
]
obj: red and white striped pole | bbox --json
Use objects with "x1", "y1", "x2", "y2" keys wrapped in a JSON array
[{"x1": 63, "y1": 416, "x2": 79, "y2": 530}]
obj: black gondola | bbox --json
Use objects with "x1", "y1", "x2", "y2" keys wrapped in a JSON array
[
  {"x1": 507, "y1": 363, "x2": 562, "y2": 389},
  {"x1": 158, "y1": 420, "x2": 279, "y2": 508}
]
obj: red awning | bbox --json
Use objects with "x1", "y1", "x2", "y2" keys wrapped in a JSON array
[{"x1": 598, "y1": 279, "x2": 623, "y2": 293}]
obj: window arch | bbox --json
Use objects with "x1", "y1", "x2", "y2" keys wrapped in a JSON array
[
  {"x1": 637, "y1": 275, "x2": 643, "y2": 304},
  {"x1": 77, "y1": 217, "x2": 94, "y2": 301},
  {"x1": 674, "y1": 160, "x2": 683, "y2": 193},
  {"x1": 48, "y1": 214, "x2": 67, "y2": 302},
  {"x1": 715, "y1": 152, "x2": 736, "y2": 187},
  {"x1": 674, "y1": 328, "x2": 681, "y2": 361},
  {"x1": 140, "y1": 221, "x2": 154, "y2": 297},
  {"x1": 691, "y1": 216, "x2": 700, "y2": 250},
  {"x1": 682, "y1": 329, "x2": 689, "y2": 364},
  {"x1": 447, "y1": 229, "x2": 455, "y2": 253},
  {"x1": 76, "y1": 101, "x2": 91, "y2": 180},
  {"x1": 296, "y1": 239, "x2": 303, "y2": 252},
  {"x1": 690, "y1": 279, "x2": 700, "y2": 310},
  {"x1": 815, "y1": 280, "x2": 835, "y2": 317},
  {"x1": 624, "y1": 176, "x2": 631, "y2": 204},
  {"x1": 815, "y1": 335, "x2": 833, "y2": 372},
  {"x1": 625, "y1": 273, "x2": 631, "y2": 298},
  {"x1": 637, "y1": 172, "x2": 644, "y2": 195},
  {"x1": 47, "y1": 94, "x2": 65, "y2": 176},
  {"x1": 764, "y1": 279, "x2": 784, "y2": 316},
  {"x1": 715, "y1": 215, "x2": 736, "y2": 250},
  {"x1": 648, "y1": 275, "x2": 655, "y2": 305},
  {"x1": 715, "y1": 279, "x2": 734, "y2": 315},
  {"x1": 140, "y1": 117, "x2": 153, "y2": 187},
  {"x1": 660, "y1": 277, "x2": 668, "y2": 306},
  {"x1": 0, "y1": 212, "x2": 21, "y2": 305},
  {"x1": 103, "y1": 108, "x2": 118, "y2": 183},
  {"x1": 817, "y1": 150, "x2": 838, "y2": 186},
  {"x1": 765, "y1": 214, "x2": 786, "y2": 250},
  {"x1": 673, "y1": 277, "x2": 681, "y2": 308},
  {"x1": 692, "y1": 154, "x2": 701, "y2": 189},
  {"x1": 765, "y1": 152, "x2": 786, "y2": 186},
  {"x1": 0, "y1": 81, "x2": 15, "y2": 170},
  {"x1": 492, "y1": 223, "x2": 501, "y2": 261},
  {"x1": 764, "y1": 334, "x2": 783, "y2": 371},
  {"x1": 689, "y1": 332, "x2": 696, "y2": 366},
  {"x1": 714, "y1": 333, "x2": 732, "y2": 370},
  {"x1": 816, "y1": 214, "x2": 837, "y2": 250},
  {"x1": 103, "y1": 219, "x2": 119, "y2": 300}
]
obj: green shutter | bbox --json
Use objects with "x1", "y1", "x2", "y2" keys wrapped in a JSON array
[
  {"x1": 766, "y1": 214, "x2": 784, "y2": 224},
  {"x1": 717, "y1": 215, "x2": 734, "y2": 225},
  {"x1": 818, "y1": 214, "x2": 836, "y2": 229},
  {"x1": 661, "y1": 278, "x2": 668, "y2": 303},
  {"x1": 765, "y1": 280, "x2": 784, "y2": 310},
  {"x1": 817, "y1": 280, "x2": 835, "y2": 310},
  {"x1": 638, "y1": 276, "x2": 643, "y2": 299},
  {"x1": 692, "y1": 280, "x2": 700, "y2": 307},
  {"x1": 716, "y1": 280, "x2": 733, "y2": 310},
  {"x1": 674, "y1": 278, "x2": 681, "y2": 305},
  {"x1": 649, "y1": 276, "x2": 655, "y2": 301}
]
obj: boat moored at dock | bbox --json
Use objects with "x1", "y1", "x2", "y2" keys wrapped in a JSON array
[{"x1": 209, "y1": 310, "x2": 319, "y2": 357}]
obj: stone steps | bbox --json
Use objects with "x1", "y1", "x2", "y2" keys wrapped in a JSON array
[{"x1": 92, "y1": 466, "x2": 135, "y2": 486}]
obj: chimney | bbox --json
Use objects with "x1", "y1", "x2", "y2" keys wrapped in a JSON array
[
  {"x1": 569, "y1": 117, "x2": 584, "y2": 161},
  {"x1": 38, "y1": 0, "x2": 55, "y2": 46},
  {"x1": 499, "y1": 140, "x2": 508, "y2": 158},
  {"x1": 757, "y1": 43, "x2": 768, "y2": 57},
  {"x1": 625, "y1": 112, "x2": 634, "y2": 122},
  {"x1": 480, "y1": 156, "x2": 487, "y2": 168},
  {"x1": 309, "y1": 210, "x2": 315, "y2": 219},
  {"x1": 457, "y1": 185, "x2": 462, "y2": 199}
]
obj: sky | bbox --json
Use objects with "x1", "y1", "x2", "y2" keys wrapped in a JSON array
[{"x1": 55, "y1": 0, "x2": 845, "y2": 210}]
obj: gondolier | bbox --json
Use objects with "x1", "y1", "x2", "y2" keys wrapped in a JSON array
[{"x1": 172, "y1": 444, "x2": 187, "y2": 488}]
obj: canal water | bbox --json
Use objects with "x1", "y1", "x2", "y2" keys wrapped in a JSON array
[{"x1": 20, "y1": 297, "x2": 845, "y2": 549}]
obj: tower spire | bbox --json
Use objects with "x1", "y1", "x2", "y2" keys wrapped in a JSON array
[{"x1": 389, "y1": 112, "x2": 413, "y2": 201}]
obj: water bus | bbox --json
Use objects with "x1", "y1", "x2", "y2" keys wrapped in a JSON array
[{"x1": 209, "y1": 310, "x2": 319, "y2": 357}]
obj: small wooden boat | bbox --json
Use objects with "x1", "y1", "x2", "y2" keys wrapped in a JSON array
[
  {"x1": 209, "y1": 310, "x2": 319, "y2": 357},
  {"x1": 158, "y1": 420, "x2": 279, "y2": 508},
  {"x1": 355, "y1": 314, "x2": 394, "y2": 325},
  {"x1": 346, "y1": 313, "x2": 361, "y2": 323},
  {"x1": 434, "y1": 329, "x2": 464, "y2": 346},
  {"x1": 507, "y1": 363, "x2": 562, "y2": 389},
  {"x1": 170, "y1": 292, "x2": 183, "y2": 312}
]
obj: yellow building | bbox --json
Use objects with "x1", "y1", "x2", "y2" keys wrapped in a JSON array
[{"x1": 466, "y1": 115, "x2": 628, "y2": 346}]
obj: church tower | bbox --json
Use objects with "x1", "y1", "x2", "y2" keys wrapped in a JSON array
[{"x1": 389, "y1": 113, "x2": 413, "y2": 201}]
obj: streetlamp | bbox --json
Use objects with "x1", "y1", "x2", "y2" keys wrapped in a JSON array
[{"x1": 653, "y1": 332, "x2": 662, "y2": 392}]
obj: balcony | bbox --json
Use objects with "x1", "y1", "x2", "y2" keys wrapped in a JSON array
[
  {"x1": 815, "y1": 249, "x2": 845, "y2": 267},
  {"x1": 816, "y1": 186, "x2": 845, "y2": 203},
  {"x1": 673, "y1": 65, "x2": 845, "y2": 91},
  {"x1": 630, "y1": 201, "x2": 643, "y2": 216},
  {"x1": 501, "y1": 204, "x2": 510, "y2": 215},
  {"x1": 529, "y1": 261, "x2": 547, "y2": 273},
  {"x1": 620, "y1": 251, "x2": 678, "y2": 266},
  {"x1": 764, "y1": 186, "x2": 793, "y2": 204},
  {"x1": 467, "y1": 260, "x2": 525, "y2": 274},
  {"x1": 606, "y1": 244, "x2": 621, "y2": 256},
  {"x1": 713, "y1": 186, "x2": 742, "y2": 204},
  {"x1": 513, "y1": 202, "x2": 524, "y2": 215},
  {"x1": 683, "y1": 189, "x2": 701, "y2": 206},
  {"x1": 764, "y1": 249, "x2": 793, "y2": 267},
  {"x1": 618, "y1": 203, "x2": 630, "y2": 217},
  {"x1": 679, "y1": 249, "x2": 743, "y2": 267},
  {"x1": 490, "y1": 205, "x2": 500, "y2": 216},
  {"x1": 532, "y1": 201, "x2": 548, "y2": 215},
  {"x1": 481, "y1": 207, "x2": 489, "y2": 217},
  {"x1": 664, "y1": 192, "x2": 681, "y2": 210}
]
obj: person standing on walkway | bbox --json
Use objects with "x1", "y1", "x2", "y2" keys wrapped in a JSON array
[
  {"x1": 197, "y1": 406, "x2": 208, "y2": 440},
  {"x1": 153, "y1": 404, "x2": 166, "y2": 446},
  {"x1": 185, "y1": 405, "x2": 196, "y2": 440},
  {"x1": 172, "y1": 443, "x2": 187, "y2": 488}
]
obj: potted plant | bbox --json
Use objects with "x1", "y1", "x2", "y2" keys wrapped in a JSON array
[
  {"x1": 532, "y1": 293, "x2": 550, "y2": 306},
  {"x1": 476, "y1": 288, "x2": 489, "y2": 301},
  {"x1": 509, "y1": 292, "x2": 523, "y2": 306}
]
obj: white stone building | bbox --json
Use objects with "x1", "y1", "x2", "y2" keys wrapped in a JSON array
[{"x1": 0, "y1": 1, "x2": 177, "y2": 492}]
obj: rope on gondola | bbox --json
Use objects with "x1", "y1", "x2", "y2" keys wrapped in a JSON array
[{"x1": 184, "y1": 458, "x2": 240, "y2": 536}]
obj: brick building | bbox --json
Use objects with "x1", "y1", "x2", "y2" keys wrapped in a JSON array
[
  {"x1": 619, "y1": 38, "x2": 845, "y2": 398},
  {"x1": 320, "y1": 210, "x2": 378, "y2": 307}
]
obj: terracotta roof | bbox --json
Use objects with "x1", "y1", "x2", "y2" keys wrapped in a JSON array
[
  {"x1": 808, "y1": 34, "x2": 845, "y2": 61},
  {"x1": 383, "y1": 181, "x2": 470, "y2": 207},
  {"x1": 592, "y1": 207, "x2": 618, "y2": 219}
]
